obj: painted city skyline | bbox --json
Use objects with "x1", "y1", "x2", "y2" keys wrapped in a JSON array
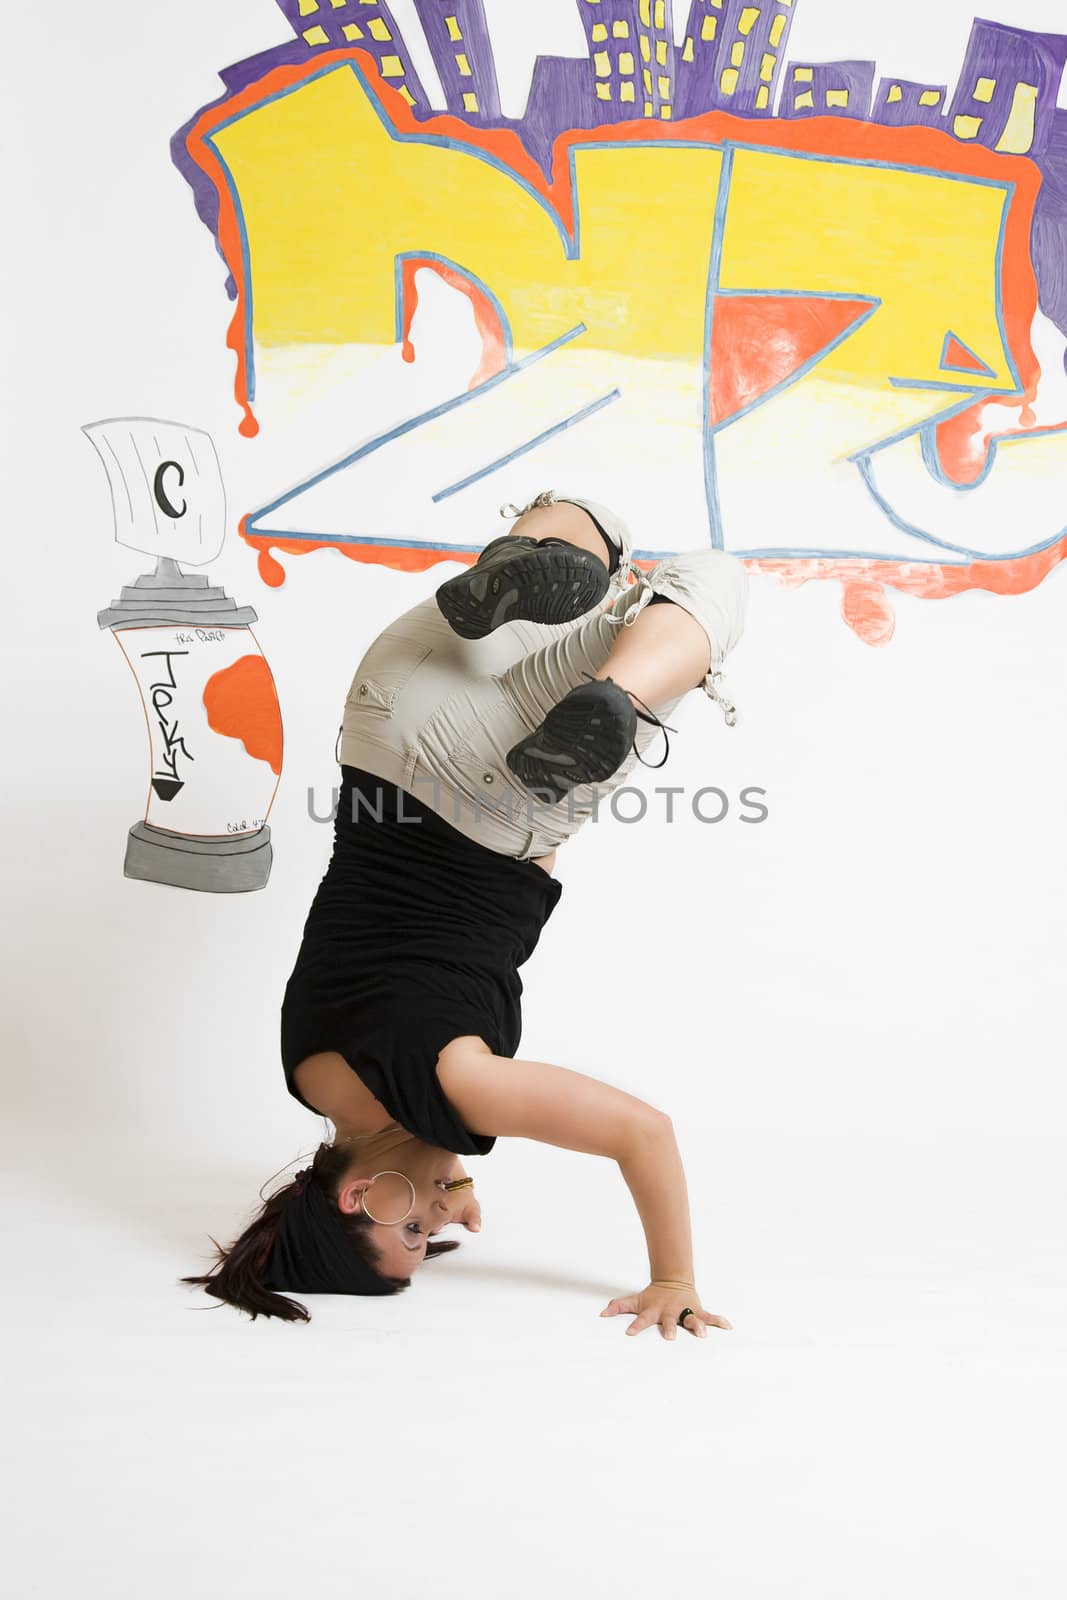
[{"x1": 242, "y1": 4, "x2": 1067, "y2": 164}]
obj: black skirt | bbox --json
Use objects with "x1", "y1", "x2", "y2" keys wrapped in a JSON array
[{"x1": 281, "y1": 766, "x2": 563, "y2": 1155}]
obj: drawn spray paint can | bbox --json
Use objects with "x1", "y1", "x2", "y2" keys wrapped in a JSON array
[{"x1": 88, "y1": 418, "x2": 283, "y2": 893}]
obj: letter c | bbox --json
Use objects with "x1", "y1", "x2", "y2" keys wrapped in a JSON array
[{"x1": 154, "y1": 460, "x2": 187, "y2": 520}]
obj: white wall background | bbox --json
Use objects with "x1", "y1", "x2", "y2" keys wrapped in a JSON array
[{"x1": 3, "y1": 4, "x2": 1065, "y2": 1597}]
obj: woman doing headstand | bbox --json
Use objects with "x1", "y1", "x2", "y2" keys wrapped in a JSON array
[{"x1": 186, "y1": 492, "x2": 748, "y2": 1341}]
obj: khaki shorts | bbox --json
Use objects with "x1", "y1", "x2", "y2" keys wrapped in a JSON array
[{"x1": 338, "y1": 549, "x2": 749, "y2": 860}]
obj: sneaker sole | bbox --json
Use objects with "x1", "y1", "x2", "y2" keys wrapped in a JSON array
[
  {"x1": 506, "y1": 683, "x2": 635, "y2": 803},
  {"x1": 436, "y1": 547, "x2": 608, "y2": 641}
]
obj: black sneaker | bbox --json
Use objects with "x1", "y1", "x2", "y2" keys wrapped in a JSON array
[
  {"x1": 504, "y1": 679, "x2": 636, "y2": 804},
  {"x1": 436, "y1": 534, "x2": 609, "y2": 641},
  {"x1": 507, "y1": 677, "x2": 679, "y2": 803}
]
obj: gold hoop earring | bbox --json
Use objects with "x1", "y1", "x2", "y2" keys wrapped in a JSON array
[{"x1": 360, "y1": 1170, "x2": 417, "y2": 1225}]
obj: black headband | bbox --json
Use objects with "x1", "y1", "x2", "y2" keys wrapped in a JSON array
[{"x1": 262, "y1": 1174, "x2": 398, "y2": 1298}]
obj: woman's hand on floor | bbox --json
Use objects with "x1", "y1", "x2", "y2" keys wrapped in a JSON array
[{"x1": 600, "y1": 1284, "x2": 733, "y2": 1341}]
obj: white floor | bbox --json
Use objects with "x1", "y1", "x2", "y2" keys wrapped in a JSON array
[{"x1": 4, "y1": 1128, "x2": 1063, "y2": 1599}]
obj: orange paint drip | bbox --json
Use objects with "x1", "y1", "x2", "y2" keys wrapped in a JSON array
[
  {"x1": 399, "y1": 256, "x2": 507, "y2": 389},
  {"x1": 203, "y1": 654, "x2": 284, "y2": 775},
  {"x1": 841, "y1": 579, "x2": 897, "y2": 647}
]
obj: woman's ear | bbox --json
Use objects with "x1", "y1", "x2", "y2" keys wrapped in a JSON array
[{"x1": 336, "y1": 1176, "x2": 372, "y2": 1216}]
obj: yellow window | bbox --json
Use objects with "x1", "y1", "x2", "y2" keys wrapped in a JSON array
[
  {"x1": 620, "y1": 81, "x2": 636, "y2": 102},
  {"x1": 954, "y1": 114, "x2": 983, "y2": 139},
  {"x1": 329, "y1": 0, "x2": 346, "y2": 7},
  {"x1": 886, "y1": 84, "x2": 903, "y2": 103},
  {"x1": 379, "y1": 54, "x2": 404, "y2": 77},
  {"x1": 654, "y1": 38, "x2": 666, "y2": 64},
  {"x1": 794, "y1": 66, "x2": 813, "y2": 82},
  {"x1": 658, "y1": 74, "x2": 671, "y2": 96},
  {"x1": 619, "y1": 52, "x2": 635, "y2": 74},
  {"x1": 640, "y1": 0, "x2": 651, "y2": 23},
  {"x1": 739, "y1": 6, "x2": 760, "y2": 34},
  {"x1": 701, "y1": 17, "x2": 717, "y2": 42},
  {"x1": 463, "y1": 91, "x2": 479, "y2": 112},
  {"x1": 755, "y1": 84, "x2": 770, "y2": 109},
  {"x1": 298, "y1": 0, "x2": 319, "y2": 15},
  {"x1": 302, "y1": 25, "x2": 329, "y2": 45},
  {"x1": 682, "y1": 36, "x2": 694, "y2": 63},
  {"x1": 919, "y1": 89, "x2": 941, "y2": 106},
  {"x1": 644, "y1": 102, "x2": 654, "y2": 116},
  {"x1": 367, "y1": 17, "x2": 391, "y2": 40},
  {"x1": 760, "y1": 52, "x2": 775, "y2": 82},
  {"x1": 794, "y1": 89, "x2": 814, "y2": 110},
  {"x1": 654, "y1": 0, "x2": 666, "y2": 27},
  {"x1": 594, "y1": 50, "x2": 611, "y2": 76},
  {"x1": 640, "y1": 34, "x2": 651, "y2": 60},
  {"x1": 769, "y1": 14, "x2": 786, "y2": 47},
  {"x1": 613, "y1": 20, "x2": 630, "y2": 37},
  {"x1": 455, "y1": 53, "x2": 472, "y2": 76},
  {"x1": 445, "y1": 16, "x2": 462, "y2": 42},
  {"x1": 974, "y1": 76, "x2": 996, "y2": 102},
  {"x1": 592, "y1": 22, "x2": 608, "y2": 40},
  {"x1": 342, "y1": 24, "x2": 364, "y2": 41},
  {"x1": 399, "y1": 85, "x2": 416, "y2": 105},
  {"x1": 643, "y1": 68, "x2": 653, "y2": 92},
  {"x1": 826, "y1": 89, "x2": 849, "y2": 108},
  {"x1": 720, "y1": 67, "x2": 739, "y2": 96},
  {"x1": 596, "y1": 82, "x2": 612, "y2": 101},
  {"x1": 660, "y1": 104, "x2": 672, "y2": 119},
  {"x1": 995, "y1": 82, "x2": 1039, "y2": 153},
  {"x1": 731, "y1": 41, "x2": 745, "y2": 67}
]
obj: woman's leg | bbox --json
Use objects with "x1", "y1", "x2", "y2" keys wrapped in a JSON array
[{"x1": 593, "y1": 594, "x2": 712, "y2": 709}]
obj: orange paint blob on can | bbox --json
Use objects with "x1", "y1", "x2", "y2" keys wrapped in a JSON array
[{"x1": 204, "y1": 654, "x2": 284, "y2": 775}]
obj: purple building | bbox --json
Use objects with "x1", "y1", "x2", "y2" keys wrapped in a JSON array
[
  {"x1": 575, "y1": 0, "x2": 676, "y2": 123},
  {"x1": 272, "y1": 0, "x2": 429, "y2": 111},
  {"x1": 413, "y1": 0, "x2": 502, "y2": 120},
  {"x1": 782, "y1": 59, "x2": 876, "y2": 121},
  {"x1": 676, "y1": 0, "x2": 794, "y2": 118},
  {"x1": 946, "y1": 20, "x2": 1067, "y2": 159},
  {"x1": 522, "y1": 55, "x2": 599, "y2": 173},
  {"x1": 1033, "y1": 109, "x2": 1067, "y2": 359},
  {"x1": 872, "y1": 78, "x2": 947, "y2": 129}
]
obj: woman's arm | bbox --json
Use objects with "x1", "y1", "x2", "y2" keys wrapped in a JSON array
[{"x1": 436, "y1": 1037, "x2": 731, "y2": 1339}]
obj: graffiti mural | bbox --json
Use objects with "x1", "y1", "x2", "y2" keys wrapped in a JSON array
[
  {"x1": 90, "y1": 419, "x2": 284, "y2": 893},
  {"x1": 172, "y1": 2, "x2": 1067, "y2": 643}
]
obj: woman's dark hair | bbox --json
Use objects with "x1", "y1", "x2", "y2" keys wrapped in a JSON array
[{"x1": 182, "y1": 1141, "x2": 460, "y2": 1323}]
